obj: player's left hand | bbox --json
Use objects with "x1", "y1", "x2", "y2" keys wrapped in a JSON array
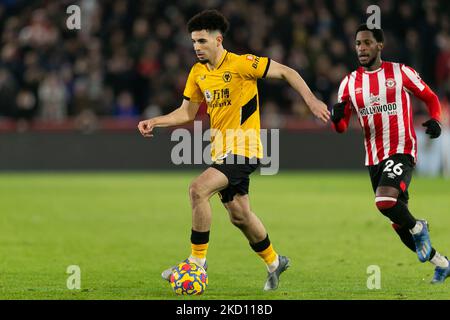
[
  {"x1": 422, "y1": 118, "x2": 441, "y2": 139},
  {"x1": 308, "y1": 98, "x2": 330, "y2": 123}
]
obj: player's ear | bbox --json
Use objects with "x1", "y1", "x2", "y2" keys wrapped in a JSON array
[
  {"x1": 216, "y1": 34, "x2": 223, "y2": 47},
  {"x1": 377, "y1": 42, "x2": 384, "y2": 51}
]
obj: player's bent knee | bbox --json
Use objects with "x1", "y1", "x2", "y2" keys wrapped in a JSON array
[
  {"x1": 189, "y1": 181, "x2": 207, "y2": 201},
  {"x1": 227, "y1": 206, "x2": 251, "y2": 228},
  {"x1": 229, "y1": 214, "x2": 250, "y2": 228},
  {"x1": 375, "y1": 196, "x2": 398, "y2": 211}
]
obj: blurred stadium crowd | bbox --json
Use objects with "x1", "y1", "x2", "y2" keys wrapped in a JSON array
[{"x1": 0, "y1": 0, "x2": 449, "y2": 129}]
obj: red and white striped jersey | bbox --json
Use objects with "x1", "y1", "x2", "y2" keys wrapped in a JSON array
[{"x1": 336, "y1": 61, "x2": 441, "y2": 166}]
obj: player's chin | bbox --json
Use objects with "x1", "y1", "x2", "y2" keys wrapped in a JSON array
[
  {"x1": 358, "y1": 57, "x2": 374, "y2": 67},
  {"x1": 198, "y1": 58, "x2": 209, "y2": 64},
  {"x1": 358, "y1": 59, "x2": 368, "y2": 66}
]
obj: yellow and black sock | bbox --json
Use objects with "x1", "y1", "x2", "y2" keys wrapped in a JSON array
[
  {"x1": 250, "y1": 234, "x2": 279, "y2": 272},
  {"x1": 189, "y1": 229, "x2": 209, "y2": 266}
]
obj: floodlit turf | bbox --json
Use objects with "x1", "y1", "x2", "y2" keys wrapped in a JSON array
[{"x1": 0, "y1": 171, "x2": 449, "y2": 300}]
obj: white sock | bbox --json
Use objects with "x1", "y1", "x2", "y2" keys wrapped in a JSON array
[
  {"x1": 409, "y1": 221, "x2": 423, "y2": 235},
  {"x1": 188, "y1": 255, "x2": 206, "y2": 267},
  {"x1": 267, "y1": 255, "x2": 279, "y2": 273},
  {"x1": 430, "y1": 252, "x2": 449, "y2": 268}
]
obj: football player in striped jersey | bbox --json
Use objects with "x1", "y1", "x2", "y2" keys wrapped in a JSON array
[{"x1": 331, "y1": 24, "x2": 449, "y2": 284}]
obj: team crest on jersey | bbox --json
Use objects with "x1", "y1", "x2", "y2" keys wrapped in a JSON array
[
  {"x1": 355, "y1": 87, "x2": 362, "y2": 94},
  {"x1": 222, "y1": 72, "x2": 232, "y2": 83},
  {"x1": 385, "y1": 78, "x2": 396, "y2": 89},
  {"x1": 246, "y1": 55, "x2": 254, "y2": 61},
  {"x1": 204, "y1": 89, "x2": 213, "y2": 103},
  {"x1": 200, "y1": 75, "x2": 206, "y2": 80}
]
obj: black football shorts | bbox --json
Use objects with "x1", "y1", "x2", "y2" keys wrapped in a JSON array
[
  {"x1": 368, "y1": 153, "x2": 415, "y2": 203},
  {"x1": 210, "y1": 154, "x2": 260, "y2": 203}
]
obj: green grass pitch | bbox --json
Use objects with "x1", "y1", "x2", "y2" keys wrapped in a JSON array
[{"x1": 0, "y1": 171, "x2": 449, "y2": 300}]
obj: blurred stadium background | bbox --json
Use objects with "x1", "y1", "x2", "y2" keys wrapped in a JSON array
[
  {"x1": 0, "y1": 0, "x2": 448, "y2": 172},
  {"x1": 0, "y1": 0, "x2": 449, "y2": 300}
]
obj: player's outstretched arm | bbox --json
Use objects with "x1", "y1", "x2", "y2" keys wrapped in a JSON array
[
  {"x1": 265, "y1": 60, "x2": 330, "y2": 123},
  {"x1": 138, "y1": 99, "x2": 200, "y2": 137}
]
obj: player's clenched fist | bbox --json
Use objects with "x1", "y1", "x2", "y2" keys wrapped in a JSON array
[
  {"x1": 331, "y1": 101, "x2": 346, "y2": 124},
  {"x1": 138, "y1": 119, "x2": 156, "y2": 137},
  {"x1": 422, "y1": 119, "x2": 441, "y2": 139}
]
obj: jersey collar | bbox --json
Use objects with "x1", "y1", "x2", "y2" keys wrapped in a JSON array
[
  {"x1": 358, "y1": 60, "x2": 385, "y2": 74},
  {"x1": 206, "y1": 49, "x2": 228, "y2": 72}
]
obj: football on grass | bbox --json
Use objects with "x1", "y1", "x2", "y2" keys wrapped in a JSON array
[{"x1": 169, "y1": 262, "x2": 208, "y2": 295}]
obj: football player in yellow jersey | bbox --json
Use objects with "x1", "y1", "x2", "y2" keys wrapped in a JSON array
[{"x1": 138, "y1": 9, "x2": 330, "y2": 291}]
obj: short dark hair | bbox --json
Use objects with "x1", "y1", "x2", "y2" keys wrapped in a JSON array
[
  {"x1": 187, "y1": 9, "x2": 229, "y2": 35},
  {"x1": 355, "y1": 23, "x2": 384, "y2": 43}
]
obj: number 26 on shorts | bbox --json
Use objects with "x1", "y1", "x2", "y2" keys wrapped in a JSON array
[{"x1": 383, "y1": 160, "x2": 404, "y2": 176}]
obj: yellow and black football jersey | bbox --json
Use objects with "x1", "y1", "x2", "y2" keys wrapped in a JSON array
[{"x1": 183, "y1": 50, "x2": 270, "y2": 161}]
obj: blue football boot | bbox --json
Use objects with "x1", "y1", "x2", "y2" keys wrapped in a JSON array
[
  {"x1": 411, "y1": 220, "x2": 432, "y2": 262},
  {"x1": 431, "y1": 257, "x2": 450, "y2": 284}
]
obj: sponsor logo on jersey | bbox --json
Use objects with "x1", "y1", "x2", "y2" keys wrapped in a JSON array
[
  {"x1": 252, "y1": 56, "x2": 260, "y2": 69},
  {"x1": 359, "y1": 102, "x2": 397, "y2": 116},
  {"x1": 205, "y1": 88, "x2": 232, "y2": 108},
  {"x1": 210, "y1": 100, "x2": 232, "y2": 108}
]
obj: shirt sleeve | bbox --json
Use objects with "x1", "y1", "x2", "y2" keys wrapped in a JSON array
[
  {"x1": 183, "y1": 66, "x2": 204, "y2": 103},
  {"x1": 333, "y1": 75, "x2": 353, "y2": 133},
  {"x1": 401, "y1": 64, "x2": 441, "y2": 121},
  {"x1": 337, "y1": 75, "x2": 350, "y2": 103},
  {"x1": 236, "y1": 54, "x2": 271, "y2": 80},
  {"x1": 401, "y1": 65, "x2": 426, "y2": 95}
]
